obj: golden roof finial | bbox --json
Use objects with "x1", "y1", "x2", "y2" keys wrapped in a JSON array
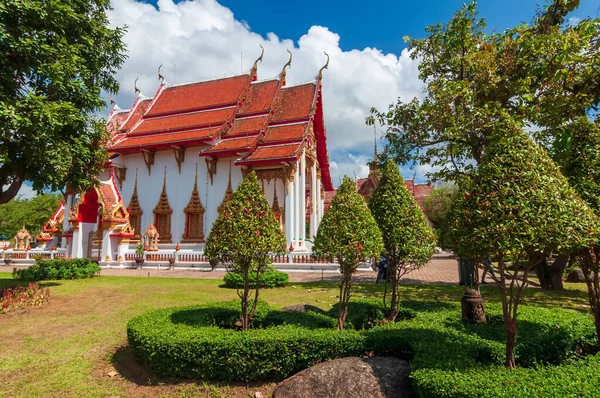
[
  {"x1": 318, "y1": 52, "x2": 330, "y2": 81},
  {"x1": 194, "y1": 162, "x2": 198, "y2": 190},
  {"x1": 110, "y1": 94, "x2": 116, "y2": 106},
  {"x1": 281, "y1": 49, "x2": 292, "y2": 84},
  {"x1": 158, "y1": 64, "x2": 166, "y2": 84},
  {"x1": 251, "y1": 45, "x2": 264, "y2": 75},
  {"x1": 162, "y1": 166, "x2": 167, "y2": 194},
  {"x1": 133, "y1": 168, "x2": 139, "y2": 194},
  {"x1": 134, "y1": 77, "x2": 140, "y2": 95}
]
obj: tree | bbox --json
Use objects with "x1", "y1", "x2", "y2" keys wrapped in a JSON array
[
  {"x1": 367, "y1": 0, "x2": 600, "y2": 289},
  {"x1": 205, "y1": 172, "x2": 286, "y2": 331},
  {"x1": 561, "y1": 116, "x2": 600, "y2": 344},
  {"x1": 312, "y1": 177, "x2": 383, "y2": 330},
  {"x1": 0, "y1": 0, "x2": 127, "y2": 203},
  {"x1": 369, "y1": 162, "x2": 436, "y2": 321},
  {"x1": 448, "y1": 125, "x2": 597, "y2": 368},
  {"x1": 0, "y1": 193, "x2": 62, "y2": 239},
  {"x1": 423, "y1": 185, "x2": 457, "y2": 249}
]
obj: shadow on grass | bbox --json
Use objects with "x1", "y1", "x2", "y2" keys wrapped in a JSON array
[{"x1": 0, "y1": 278, "x2": 61, "y2": 289}]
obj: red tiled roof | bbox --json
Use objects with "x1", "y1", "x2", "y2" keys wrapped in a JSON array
[
  {"x1": 226, "y1": 116, "x2": 268, "y2": 137},
  {"x1": 271, "y1": 83, "x2": 316, "y2": 123},
  {"x1": 131, "y1": 108, "x2": 234, "y2": 135},
  {"x1": 238, "y1": 80, "x2": 279, "y2": 115},
  {"x1": 120, "y1": 99, "x2": 152, "y2": 133},
  {"x1": 112, "y1": 128, "x2": 213, "y2": 150},
  {"x1": 201, "y1": 136, "x2": 259, "y2": 155},
  {"x1": 146, "y1": 75, "x2": 250, "y2": 117},
  {"x1": 263, "y1": 123, "x2": 308, "y2": 143},
  {"x1": 239, "y1": 143, "x2": 300, "y2": 162}
]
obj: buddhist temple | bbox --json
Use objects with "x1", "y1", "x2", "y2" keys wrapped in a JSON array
[{"x1": 54, "y1": 49, "x2": 334, "y2": 263}]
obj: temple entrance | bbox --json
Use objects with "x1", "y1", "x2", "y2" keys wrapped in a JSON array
[{"x1": 86, "y1": 230, "x2": 102, "y2": 260}]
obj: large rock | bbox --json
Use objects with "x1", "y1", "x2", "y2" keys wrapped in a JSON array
[
  {"x1": 566, "y1": 269, "x2": 586, "y2": 283},
  {"x1": 272, "y1": 357, "x2": 412, "y2": 398}
]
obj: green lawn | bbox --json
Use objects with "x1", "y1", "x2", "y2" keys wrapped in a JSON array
[{"x1": 0, "y1": 271, "x2": 593, "y2": 397}]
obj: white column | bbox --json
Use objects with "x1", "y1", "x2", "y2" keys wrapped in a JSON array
[
  {"x1": 294, "y1": 160, "x2": 301, "y2": 249},
  {"x1": 61, "y1": 193, "x2": 73, "y2": 248},
  {"x1": 72, "y1": 226, "x2": 83, "y2": 258},
  {"x1": 316, "y1": 179, "x2": 323, "y2": 223},
  {"x1": 299, "y1": 152, "x2": 306, "y2": 247},
  {"x1": 285, "y1": 179, "x2": 295, "y2": 249},
  {"x1": 310, "y1": 162, "x2": 318, "y2": 239}
]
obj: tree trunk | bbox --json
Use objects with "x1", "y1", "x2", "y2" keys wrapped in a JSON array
[
  {"x1": 535, "y1": 255, "x2": 568, "y2": 290},
  {"x1": 0, "y1": 172, "x2": 25, "y2": 204},
  {"x1": 337, "y1": 268, "x2": 353, "y2": 330},
  {"x1": 581, "y1": 246, "x2": 600, "y2": 347},
  {"x1": 387, "y1": 262, "x2": 400, "y2": 322},
  {"x1": 241, "y1": 268, "x2": 250, "y2": 331},
  {"x1": 504, "y1": 322, "x2": 517, "y2": 369}
]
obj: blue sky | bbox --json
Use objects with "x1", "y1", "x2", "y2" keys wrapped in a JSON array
[{"x1": 147, "y1": 0, "x2": 599, "y2": 55}]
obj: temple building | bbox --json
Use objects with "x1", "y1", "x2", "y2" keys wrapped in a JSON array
[{"x1": 51, "y1": 49, "x2": 334, "y2": 263}]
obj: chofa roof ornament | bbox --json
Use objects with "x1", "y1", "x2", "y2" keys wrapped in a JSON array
[
  {"x1": 281, "y1": 49, "x2": 292, "y2": 85},
  {"x1": 318, "y1": 51, "x2": 330, "y2": 81},
  {"x1": 134, "y1": 77, "x2": 141, "y2": 97},
  {"x1": 251, "y1": 45, "x2": 264, "y2": 79},
  {"x1": 158, "y1": 64, "x2": 167, "y2": 85}
]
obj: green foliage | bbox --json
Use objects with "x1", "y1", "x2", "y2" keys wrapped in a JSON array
[
  {"x1": 134, "y1": 243, "x2": 144, "y2": 257},
  {"x1": 367, "y1": 1, "x2": 600, "y2": 183},
  {"x1": 313, "y1": 177, "x2": 383, "y2": 267},
  {"x1": 205, "y1": 171, "x2": 286, "y2": 329},
  {"x1": 205, "y1": 171, "x2": 286, "y2": 270},
  {"x1": 0, "y1": 194, "x2": 62, "y2": 239},
  {"x1": 126, "y1": 299, "x2": 597, "y2": 390},
  {"x1": 369, "y1": 162, "x2": 436, "y2": 268},
  {"x1": 223, "y1": 270, "x2": 288, "y2": 289},
  {"x1": 0, "y1": 0, "x2": 127, "y2": 203},
  {"x1": 448, "y1": 127, "x2": 597, "y2": 262},
  {"x1": 423, "y1": 185, "x2": 457, "y2": 249},
  {"x1": 13, "y1": 258, "x2": 100, "y2": 281}
]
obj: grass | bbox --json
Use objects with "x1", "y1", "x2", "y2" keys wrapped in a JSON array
[{"x1": 0, "y1": 270, "x2": 594, "y2": 397}]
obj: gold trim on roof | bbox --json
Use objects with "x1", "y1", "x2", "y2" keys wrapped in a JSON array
[{"x1": 128, "y1": 169, "x2": 143, "y2": 240}]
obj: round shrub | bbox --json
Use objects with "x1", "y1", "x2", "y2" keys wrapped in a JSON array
[
  {"x1": 13, "y1": 258, "x2": 101, "y2": 281},
  {"x1": 222, "y1": 270, "x2": 288, "y2": 289},
  {"x1": 126, "y1": 299, "x2": 598, "y2": 393}
]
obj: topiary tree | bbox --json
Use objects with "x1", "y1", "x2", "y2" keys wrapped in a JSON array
[
  {"x1": 561, "y1": 116, "x2": 600, "y2": 344},
  {"x1": 205, "y1": 171, "x2": 286, "y2": 330},
  {"x1": 313, "y1": 177, "x2": 383, "y2": 330},
  {"x1": 448, "y1": 122, "x2": 598, "y2": 368},
  {"x1": 369, "y1": 162, "x2": 436, "y2": 321}
]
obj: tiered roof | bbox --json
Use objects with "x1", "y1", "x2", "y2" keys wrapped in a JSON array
[{"x1": 106, "y1": 54, "x2": 333, "y2": 191}]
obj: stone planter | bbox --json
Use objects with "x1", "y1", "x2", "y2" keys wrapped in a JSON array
[
  {"x1": 134, "y1": 258, "x2": 145, "y2": 268},
  {"x1": 3, "y1": 258, "x2": 11, "y2": 266},
  {"x1": 168, "y1": 257, "x2": 175, "y2": 269},
  {"x1": 461, "y1": 288, "x2": 486, "y2": 324},
  {"x1": 209, "y1": 259, "x2": 219, "y2": 270}
]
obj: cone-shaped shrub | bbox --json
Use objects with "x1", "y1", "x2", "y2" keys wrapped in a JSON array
[
  {"x1": 313, "y1": 177, "x2": 383, "y2": 330},
  {"x1": 448, "y1": 121, "x2": 598, "y2": 368},
  {"x1": 562, "y1": 117, "x2": 600, "y2": 345},
  {"x1": 205, "y1": 171, "x2": 286, "y2": 330},
  {"x1": 369, "y1": 162, "x2": 436, "y2": 321}
]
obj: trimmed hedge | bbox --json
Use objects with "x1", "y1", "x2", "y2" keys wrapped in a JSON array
[
  {"x1": 222, "y1": 270, "x2": 288, "y2": 289},
  {"x1": 127, "y1": 298, "x2": 599, "y2": 394},
  {"x1": 13, "y1": 258, "x2": 101, "y2": 281}
]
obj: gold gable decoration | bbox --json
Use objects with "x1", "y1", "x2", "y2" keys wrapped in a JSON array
[
  {"x1": 182, "y1": 164, "x2": 206, "y2": 243},
  {"x1": 272, "y1": 181, "x2": 283, "y2": 228},
  {"x1": 128, "y1": 169, "x2": 143, "y2": 240},
  {"x1": 14, "y1": 226, "x2": 32, "y2": 251},
  {"x1": 217, "y1": 161, "x2": 234, "y2": 214},
  {"x1": 152, "y1": 167, "x2": 173, "y2": 243},
  {"x1": 143, "y1": 223, "x2": 160, "y2": 251}
]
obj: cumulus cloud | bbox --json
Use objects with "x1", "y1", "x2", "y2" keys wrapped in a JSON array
[{"x1": 107, "y1": 0, "x2": 423, "y2": 185}]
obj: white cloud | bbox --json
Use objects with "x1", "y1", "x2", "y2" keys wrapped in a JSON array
[{"x1": 107, "y1": 0, "x2": 422, "y2": 185}]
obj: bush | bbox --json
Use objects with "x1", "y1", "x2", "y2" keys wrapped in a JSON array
[
  {"x1": 222, "y1": 270, "x2": 288, "y2": 289},
  {"x1": 127, "y1": 299, "x2": 598, "y2": 389},
  {"x1": 13, "y1": 258, "x2": 101, "y2": 281},
  {"x1": 1, "y1": 283, "x2": 50, "y2": 313}
]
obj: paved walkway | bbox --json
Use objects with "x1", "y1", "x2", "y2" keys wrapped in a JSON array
[{"x1": 91, "y1": 254, "x2": 462, "y2": 285}]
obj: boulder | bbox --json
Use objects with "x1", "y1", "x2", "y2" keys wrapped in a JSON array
[
  {"x1": 272, "y1": 357, "x2": 412, "y2": 398},
  {"x1": 281, "y1": 304, "x2": 324, "y2": 313},
  {"x1": 566, "y1": 269, "x2": 586, "y2": 283}
]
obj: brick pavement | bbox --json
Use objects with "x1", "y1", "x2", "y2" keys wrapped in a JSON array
[{"x1": 6, "y1": 254, "x2": 459, "y2": 284}]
